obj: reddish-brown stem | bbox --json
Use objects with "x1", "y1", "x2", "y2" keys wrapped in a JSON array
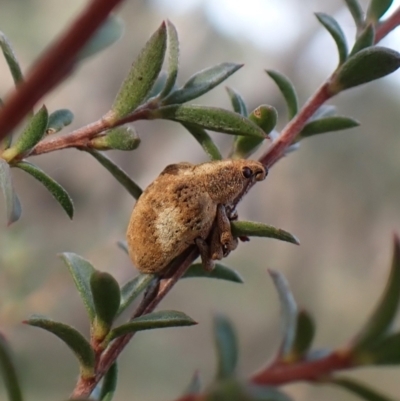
[
  {"x1": 0, "y1": 0, "x2": 125, "y2": 140},
  {"x1": 259, "y1": 82, "x2": 333, "y2": 168},
  {"x1": 375, "y1": 6, "x2": 400, "y2": 43},
  {"x1": 250, "y1": 348, "x2": 352, "y2": 385},
  {"x1": 29, "y1": 109, "x2": 151, "y2": 156}
]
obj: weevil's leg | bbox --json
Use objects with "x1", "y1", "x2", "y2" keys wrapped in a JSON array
[
  {"x1": 217, "y1": 204, "x2": 238, "y2": 255},
  {"x1": 195, "y1": 237, "x2": 215, "y2": 272},
  {"x1": 210, "y1": 224, "x2": 224, "y2": 261}
]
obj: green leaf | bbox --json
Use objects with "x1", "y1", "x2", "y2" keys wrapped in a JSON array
[
  {"x1": 353, "y1": 235, "x2": 400, "y2": 351},
  {"x1": 90, "y1": 127, "x2": 141, "y2": 151},
  {"x1": 0, "y1": 32, "x2": 23, "y2": 85},
  {"x1": 315, "y1": 13, "x2": 348, "y2": 65},
  {"x1": 184, "y1": 371, "x2": 202, "y2": 395},
  {"x1": 181, "y1": 123, "x2": 222, "y2": 160},
  {"x1": 268, "y1": 270, "x2": 298, "y2": 357},
  {"x1": 60, "y1": 253, "x2": 95, "y2": 321},
  {"x1": 86, "y1": 149, "x2": 142, "y2": 199},
  {"x1": 91, "y1": 271, "x2": 121, "y2": 340},
  {"x1": 232, "y1": 105, "x2": 277, "y2": 159},
  {"x1": 0, "y1": 159, "x2": 21, "y2": 225},
  {"x1": 77, "y1": 15, "x2": 124, "y2": 62},
  {"x1": 266, "y1": 70, "x2": 298, "y2": 120},
  {"x1": 2, "y1": 106, "x2": 48, "y2": 162},
  {"x1": 245, "y1": 384, "x2": 294, "y2": 401},
  {"x1": 0, "y1": 333, "x2": 24, "y2": 401},
  {"x1": 110, "y1": 21, "x2": 167, "y2": 120},
  {"x1": 367, "y1": 0, "x2": 394, "y2": 22},
  {"x1": 159, "y1": 20, "x2": 179, "y2": 98},
  {"x1": 350, "y1": 24, "x2": 375, "y2": 57},
  {"x1": 288, "y1": 310, "x2": 316, "y2": 360},
  {"x1": 368, "y1": 333, "x2": 400, "y2": 365},
  {"x1": 46, "y1": 109, "x2": 74, "y2": 134},
  {"x1": 100, "y1": 363, "x2": 118, "y2": 401},
  {"x1": 298, "y1": 116, "x2": 359, "y2": 139},
  {"x1": 344, "y1": 0, "x2": 365, "y2": 29},
  {"x1": 214, "y1": 314, "x2": 238, "y2": 379},
  {"x1": 118, "y1": 274, "x2": 155, "y2": 316},
  {"x1": 117, "y1": 240, "x2": 129, "y2": 254},
  {"x1": 330, "y1": 377, "x2": 397, "y2": 401},
  {"x1": 151, "y1": 105, "x2": 266, "y2": 138},
  {"x1": 230, "y1": 221, "x2": 299, "y2": 245},
  {"x1": 226, "y1": 87, "x2": 248, "y2": 116},
  {"x1": 163, "y1": 63, "x2": 243, "y2": 105},
  {"x1": 25, "y1": 315, "x2": 95, "y2": 379},
  {"x1": 330, "y1": 46, "x2": 400, "y2": 94},
  {"x1": 108, "y1": 310, "x2": 196, "y2": 341},
  {"x1": 13, "y1": 161, "x2": 74, "y2": 219},
  {"x1": 183, "y1": 263, "x2": 243, "y2": 283}
]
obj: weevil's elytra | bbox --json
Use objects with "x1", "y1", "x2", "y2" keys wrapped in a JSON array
[{"x1": 126, "y1": 159, "x2": 267, "y2": 273}]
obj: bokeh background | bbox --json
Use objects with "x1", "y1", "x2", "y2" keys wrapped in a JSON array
[{"x1": 1, "y1": 0, "x2": 400, "y2": 400}]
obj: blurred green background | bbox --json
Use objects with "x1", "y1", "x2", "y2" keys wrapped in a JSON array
[{"x1": 1, "y1": 0, "x2": 400, "y2": 400}]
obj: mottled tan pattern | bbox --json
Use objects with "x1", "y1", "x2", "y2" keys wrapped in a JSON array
[{"x1": 127, "y1": 159, "x2": 266, "y2": 273}]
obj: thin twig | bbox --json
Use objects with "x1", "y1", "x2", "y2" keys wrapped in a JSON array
[{"x1": 375, "y1": 6, "x2": 400, "y2": 43}]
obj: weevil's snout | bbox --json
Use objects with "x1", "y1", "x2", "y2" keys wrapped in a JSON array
[{"x1": 255, "y1": 165, "x2": 267, "y2": 181}]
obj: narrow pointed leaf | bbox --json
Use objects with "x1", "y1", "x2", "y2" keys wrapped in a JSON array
[
  {"x1": 111, "y1": 22, "x2": 167, "y2": 119},
  {"x1": 159, "y1": 20, "x2": 179, "y2": 98},
  {"x1": 60, "y1": 252, "x2": 95, "y2": 321},
  {"x1": 266, "y1": 70, "x2": 298, "y2": 120},
  {"x1": 90, "y1": 127, "x2": 141, "y2": 151},
  {"x1": 25, "y1": 315, "x2": 95, "y2": 379},
  {"x1": 151, "y1": 105, "x2": 266, "y2": 138},
  {"x1": 232, "y1": 105, "x2": 277, "y2": 159},
  {"x1": 118, "y1": 273, "x2": 155, "y2": 316},
  {"x1": 330, "y1": 47, "x2": 400, "y2": 93},
  {"x1": 86, "y1": 149, "x2": 142, "y2": 199},
  {"x1": 350, "y1": 24, "x2": 375, "y2": 57},
  {"x1": 231, "y1": 221, "x2": 299, "y2": 245},
  {"x1": 0, "y1": 32, "x2": 23, "y2": 85},
  {"x1": 214, "y1": 314, "x2": 238, "y2": 379},
  {"x1": 46, "y1": 109, "x2": 74, "y2": 134},
  {"x1": 117, "y1": 240, "x2": 129, "y2": 254},
  {"x1": 288, "y1": 310, "x2": 316, "y2": 360},
  {"x1": 368, "y1": 333, "x2": 400, "y2": 365},
  {"x1": 0, "y1": 333, "x2": 23, "y2": 401},
  {"x1": 226, "y1": 86, "x2": 248, "y2": 116},
  {"x1": 353, "y1": 235, "x2": 400, "y2": 351},
  {"x1": 0, "y1": 159, "x2": 21, "y2": 225},
  {"x1": 100, "y1": 363, "x2": 118, "y2": 401},
  {"x1": 315, "y1": 13, "x2": 348, "y2": 65},
  {"x1": 91, "y1": 271, "x2": 121, "y2": 339},
  {"x1": 181, "y1": 123, "x2": 222, "y2": 160},
  {"x1": 299, "y1": 116, "x2": 359, "y2": 139},
  {"x1": 367, "y1": 0, "x2": 394, "y2": 22},
  {"x1": 245, "y1": 384, "x2": 294, "y2": 401},
  {"x1": 108, "y1": 310, "x2": 196, "y2": 341},
  {"x1": 163, "y1": 63, "x2": 243, "y2": 105},
  {"x1": 184, "y1": 371, "x2": 202, "y2": 395},
  {"x1": 269, "y1": 270, "x2": 298, "y2": 357},
  {"x1": 183, "y1": 263, "x2": 243, "y2": 283},
  {"x1": 2, "y1": 106, "x2": 48, "y2": 161},
  {"x1": 344, "y1": 0, "x2": 365, "y2": 28},
  {"x1": 330, "y1": 377, "x2": 397, "y2": 401},
  {"x1": 14, "y1": 161, "x2": 73, "y2": 219},
  {"x1": 77, "y1": 16, "x2": 124, "y2": 62}
]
